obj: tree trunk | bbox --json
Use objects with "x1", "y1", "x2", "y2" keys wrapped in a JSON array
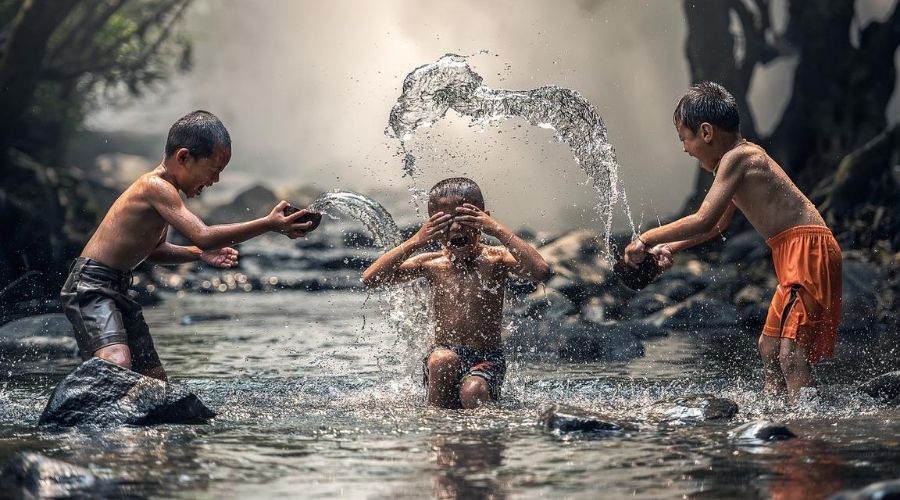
[{"x1": 0, "y1": 0, "x2": 80, "y2": 173}]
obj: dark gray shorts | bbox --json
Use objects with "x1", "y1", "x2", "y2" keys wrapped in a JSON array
[{"x1": 59, "y1": 257, "x2": 161, "y2": 373}]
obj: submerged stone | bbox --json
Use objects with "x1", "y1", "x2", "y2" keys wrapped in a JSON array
[
  {"x1": 728, "y1": 419, "x2": 796, "y2": 444},
  {"x1": 0, "y1": 452, "x2": 97, "y2": 498},
  {"x1": 648, "y1": 394, "x2": 738, "y2": 423},
  {"x1": 540, "y1": 404, "x2": 636, "y2": 435},
  {"x1": 830, "y1": 478, "x2": 900, "y2": 500},
  {"x1": 39, "y1": 357, "x2": 215, "y2": 427},
  {"x1": 860, "y1": 371, "x2": 900, "y2": 404}
]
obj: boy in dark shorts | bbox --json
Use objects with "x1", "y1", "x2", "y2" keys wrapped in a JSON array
[
  {"x1": 624, "y1": 82, "x2": 842, "y2": 402},
  {"x1": 362, "y1": 178, "x2": 550, "y2": 409},
  {"x1": 60, "y1": 110, "x2": 317, "y2": 381}
]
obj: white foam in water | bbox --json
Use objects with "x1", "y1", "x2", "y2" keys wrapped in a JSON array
[{"x1": 387, "y1": 53, "x2": 637, "y2": 254}]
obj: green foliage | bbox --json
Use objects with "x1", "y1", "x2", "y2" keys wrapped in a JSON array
[{"x1": 3, "y1": 0, "x2": 193, "y2": 162}]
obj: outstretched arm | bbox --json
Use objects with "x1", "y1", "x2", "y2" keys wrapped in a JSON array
[
  {"x1": 146, "y1": 228, "x2": 239, "y2": 268},
  {"x1": 454, "y1": 204, "x2": 551, "y2": 282},
  {"x1": 625, "y1": 151, "x2": 747, "y2": 266},
  {"x1": 146, "y1": 177, "x2": 313, "y2": 250},
  {"x1": 361, "y1": 212, "x2": 452, "y2": 287},
  {"x1": 664, "y1": 201, "x2": 736, "y2": 253}
]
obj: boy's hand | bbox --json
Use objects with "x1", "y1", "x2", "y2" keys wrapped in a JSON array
[
  {"x1": 649, "y1": 243, "x2": 674, "y2": 270},
  {"x1": 268, "y1": 200, "x2": 314, "y2": 239},
  {"x1": 411, "y1": 212, "x2": 452, "y2": 246},
  {"x1": 454, "y1": 204, "x2": 502, "y2": 237},
  {"x1": 201, "y1": 247, "x2": 239, "y2": 268},
  {"x1": 624, "y1": 238, "x2": 649, "y2": 268}
]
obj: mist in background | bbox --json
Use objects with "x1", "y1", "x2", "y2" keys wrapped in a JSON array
[{"x1": 85, "y1": 0, "x2": 900, "y2": 233}]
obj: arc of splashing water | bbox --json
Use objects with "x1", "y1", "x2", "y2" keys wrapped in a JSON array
[
  {"x1": 309, "y1": 190, "x2": 430, "y2": 375},
  {"x1": 308, "y1": 191, "x2": 403, "y2": 250},
  {"x1": 386, "y1": 53, "x2": 635, "y2": 254}
]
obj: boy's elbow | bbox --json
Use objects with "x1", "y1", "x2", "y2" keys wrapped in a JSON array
[{"x1": 532, "y1": 261, "x2": 552, "y2": 283}]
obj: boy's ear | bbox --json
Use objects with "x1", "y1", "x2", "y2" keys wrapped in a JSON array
[
  {"x1": 699, "y1": 123, "x2": 714, "y2": 143},
  {"x1": 174, "y1": 147, "x2": 191, "y2": 164}
]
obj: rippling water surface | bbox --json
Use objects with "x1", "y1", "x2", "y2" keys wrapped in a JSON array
[{"x1": 2, "y1": 290, "x2": 899, "y2": 499}]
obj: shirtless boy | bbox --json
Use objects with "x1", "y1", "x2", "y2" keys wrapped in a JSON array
[
  {"x1": 362, "y1": 178, "x2": 550, "y2": 409},
  {"x1": 60, "y1": 110, "x2": 316, "y2": 381},
  {"x1": 624, "y1": 82, "x2": 842, "y2": 401}
]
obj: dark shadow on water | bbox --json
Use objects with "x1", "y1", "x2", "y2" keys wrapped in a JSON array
[{"x1": 428, "y1": 428, "x2": 507, "y2": 500}]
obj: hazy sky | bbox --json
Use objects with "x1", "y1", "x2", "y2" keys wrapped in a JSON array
[{"x1": 88, "y1": 0, "x2": 900, "y2": 233}]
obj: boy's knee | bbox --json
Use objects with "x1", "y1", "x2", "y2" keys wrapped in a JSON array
[
  {"x1": 758, "y1": 335, "x2": 779, "y2": 360},
  {"x1": 94, "y1": 343, "x2": 132, "y2": 369},
  {"x1": 427, "y1": 349, "x2": 461, "y2": 376},
  {"x1": 459, "y1": 377, "x2": 491, "y2": 408},
  {"x1": 778, "y1": 348, "x2": 804, "y2": 374}
]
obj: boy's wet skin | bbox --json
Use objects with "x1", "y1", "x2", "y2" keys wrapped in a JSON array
[{"x1": 362, "y1": 179, "x2": 550, "y2": 409}]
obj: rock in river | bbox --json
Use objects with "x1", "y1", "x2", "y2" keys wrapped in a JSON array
[
  {"x1": 829, "y1": 478, "x2": 900, "y2": 500},
  {"x1": 859, "y1": 371, "x2": 900, "y2": 404},
  {"x1": 0, "y1": 452, "x2": 98, "y2": 498},
  {"x1": 648, "y1": 394, "x2": 738, "y2": 424},
  {"x1": 39, "y1": 358, "x2": 215, "y2": 427},
  {"x1": 540, "y1": 404, "x2": 636, "y2": 435},
  {"x1": 728, "y1": 419, "x2": 796, "y2": 444},
  {"x1": 0, "y1": 313, "x2": 78, "y2": 360}
]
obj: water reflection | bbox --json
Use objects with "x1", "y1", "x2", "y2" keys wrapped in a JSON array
[{"x1": 429, "y1": 429, "x2": 507, "y2": 499}]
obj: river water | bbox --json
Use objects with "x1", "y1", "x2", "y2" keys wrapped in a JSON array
[{"x1": 1, "y1": 289, "x2": 898, "y2": 499}]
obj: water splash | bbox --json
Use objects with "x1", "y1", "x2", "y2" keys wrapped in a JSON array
[
  {"x1": 386, "y1": 53, "x2": 636, "y2": 254},
  {"x1": 309, "y1": 191, "x2": 431, "y2": 379}
]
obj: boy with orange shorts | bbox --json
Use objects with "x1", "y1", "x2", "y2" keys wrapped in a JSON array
[{"x1": 624, "y1": 82, "x2": 842, "y2": 402}]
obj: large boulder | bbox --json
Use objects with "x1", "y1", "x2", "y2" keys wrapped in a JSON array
[
  {"x1": 557, "y1": 320, "x2": 645, "y2": 362},
  {"x1": 719, "y1": 231, "x2": 770, "y2": 264},
  {"x1": 0, "y1": 453, "x2": 99, "y2": 498},
  {"x1": 859, "y1": 371, "x2": 900, "y2": 404},
  {"x1": 644, "y1": 295, "x2": 742, "y2": 330},
  {"x1": 0, "y1": 313, "x2": 78, "y2": 361},
  {"x1": 39, "y1": 358, "x2": 215, "y2": 427},
  {"x1": 537, "y1": 230, "x2": 618, "y2": 302},
  {"x1": 647, "y1": 394, "x2": 738, "y2": 424},
  {"x1": 728, "y1": 419, "x2": 796, "y2": 444},
  {"x1": 540, "y1": 404, "x2": 637, "y2": 435}
]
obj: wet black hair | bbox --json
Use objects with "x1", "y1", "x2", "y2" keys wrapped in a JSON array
[
  {"x1": 427, "y1": 177, "x2": 485, "y2": 213},
  {"x1": 165, "y1": 110, "x2": 231, "y2": 159},
  {"x1": 673, "y1": 82, "x2": 740, "y2": 133}
]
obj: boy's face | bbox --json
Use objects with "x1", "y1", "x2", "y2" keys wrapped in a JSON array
[
  {"x1": 429, "y1": 196, "x2": 482, "y2": 258},
  {"x1": 675, "y1": 120, "x2": 714, "y2": 172},
  {"x1": 177, "y1": 144, "x2": 231, "y2": 198}
]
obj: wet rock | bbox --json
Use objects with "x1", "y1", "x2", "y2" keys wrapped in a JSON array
[
  {"x1": 0, "y1": 452, "x2": 98, "y2": 498},
  {"x1": 0, "y1": 313, "x2": 78, "y2": 360},
  {"x1": 719, "y1": 231, "x2": 770, "y2": 265},
  {"x1": 648, "y1": 394, "x2": 738, "y2": 423},
  {"x1": 205, "y1": 184, "x2": 278, "y2": 224},
  {"x1": 728, "y1": 419, "x2": 796, "y2": 444},
  {"x1": 540, "y1": 404, "x2": 636, "y2": 435},
  {"x1": 39, "y1": 357, "x2": 216, "y2": 427},
  {"x1": 644, "y1": 295, "x2": 742, "y2": 329},
  {"x1": 860, "y1": 371, "x2": 900, "y2": 404},
  {"x1": 830, "y1": 479, "x2": 900, "y2": 500},
  {"x1": 517, "y1": 288, "x2": 576, "y2": 320},
  {"x1": 627, "y1": 291, "x2": 675, "y2": 317},
  {"x1": 538, "y1": 230, "x2": 618, "y2": 301},
  {"x1": 650, "y1": 278, "x2": 704, "y2": 302},
  {"x1": 557, "y1": 320, "x2": 644, "y2": 361}
]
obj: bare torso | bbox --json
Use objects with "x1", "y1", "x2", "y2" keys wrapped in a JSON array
[
  {"x1": 730, "y1": 142, "x2": 826, "y2": 239},
  {"x1": 81, "y1": 172, "x2": 169, "y2": 271},
  {"x1": 423, "y1": 245, "x2": 510, "y2": 350}
]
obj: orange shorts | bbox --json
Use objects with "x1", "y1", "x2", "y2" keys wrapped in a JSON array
[{"x1": 762, "y1": 225, "x2": 842, "y2": 363}]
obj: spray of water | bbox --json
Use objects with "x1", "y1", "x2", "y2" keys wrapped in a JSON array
[
  {"x1": 309, "y1": 191, "x2": 430, "y2": 381},
  {"x1": 386, "y1": 53, "x2": 637, "y2": 254}
]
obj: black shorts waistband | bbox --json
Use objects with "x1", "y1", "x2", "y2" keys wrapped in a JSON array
[{"x1": 69, "y1": 257, "x2": 133, "y2": 289}]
